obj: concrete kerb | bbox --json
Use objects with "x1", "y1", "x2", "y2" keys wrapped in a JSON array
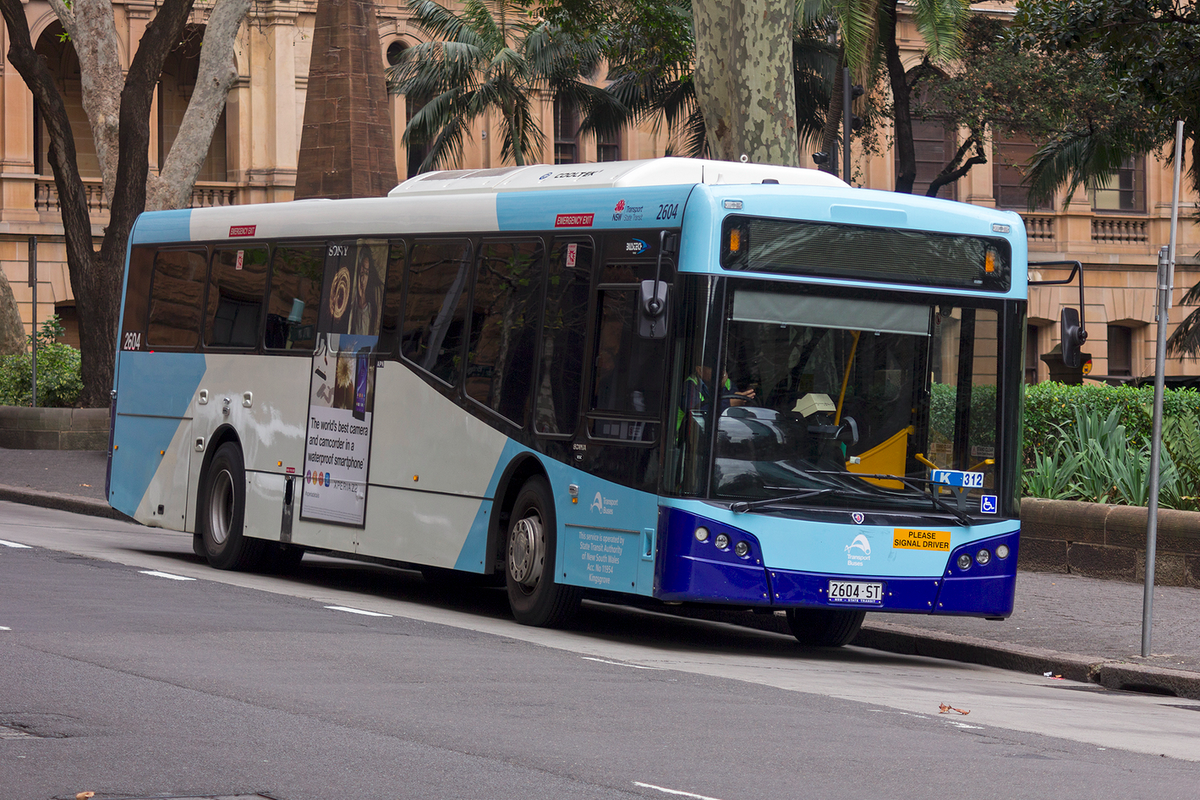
[
  {"x1": 854, "y1": 621, "x2": 1200, "y2": 702},
  {"x1": 0, "y1": 484, "x2": 130, "y2": 521},
  {"x1": 1, "y1": 485, "x2": 1197, "y2": 701}
]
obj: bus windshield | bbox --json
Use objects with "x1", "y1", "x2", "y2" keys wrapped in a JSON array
[{"x1": 709, "y1": 288, "x2": 1001, "y2": 515}]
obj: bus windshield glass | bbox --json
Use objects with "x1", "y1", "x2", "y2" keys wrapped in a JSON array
[{"x1": 711, "y1": 288, "x2": 1001, "y2": 514}]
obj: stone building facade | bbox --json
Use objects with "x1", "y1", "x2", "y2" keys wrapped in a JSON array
[{"x1": 1, "y1": 0, "x2": 1197, "y2": 382}]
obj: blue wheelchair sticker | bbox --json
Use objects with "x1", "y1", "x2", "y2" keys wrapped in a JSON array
[{"x1": 980, "y1": 495, "x2": 998, "y2": 514}]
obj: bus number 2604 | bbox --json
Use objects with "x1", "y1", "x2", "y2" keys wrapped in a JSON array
[
  {"x1": 122, "y1": 332, "x2": 142, "y2": 351},
  {"x1": 656, "y1": 204, "x2": 679, "y2": 220}
]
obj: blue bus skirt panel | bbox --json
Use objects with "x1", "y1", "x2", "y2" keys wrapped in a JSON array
[{"x1": 654, "y1": 506, "x2": 1019, "y2": 617}]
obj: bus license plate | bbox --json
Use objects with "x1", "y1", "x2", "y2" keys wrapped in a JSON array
[{"x1": 828, "y1": 580, "x2": 883, "y2": 605}]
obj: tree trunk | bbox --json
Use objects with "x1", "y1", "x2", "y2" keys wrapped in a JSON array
[
  {"x1": 692, "y1": 0, "x2": 798, "y2": 165},
  {"x1": 148, "y1": 0, "x2": 251, "y2": 211},
  {"x1": 882, "y1": 0, "x2": 916, "y2": 194},
  {"x1": 2, "y1": 0, "x2": 197, "y2": 406}
]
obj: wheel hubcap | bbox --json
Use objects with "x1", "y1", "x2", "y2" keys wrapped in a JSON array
[
  {"x1": 208, "y1": 468, "x2": 233, "y2": 546},
  {"x1": 508, "y1": 514, "x2": 543, "y2": 589}
]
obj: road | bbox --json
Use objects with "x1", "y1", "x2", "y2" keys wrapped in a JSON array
[{"x1": 1, "y1": 501, "x2": 1197, "y2": 800}]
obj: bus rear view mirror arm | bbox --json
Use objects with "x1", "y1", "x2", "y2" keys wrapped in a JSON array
[{"x1": 1029, "y1": 260, "x2": 1088, "y2": 367}]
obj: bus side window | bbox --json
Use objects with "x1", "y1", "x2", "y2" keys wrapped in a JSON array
[
  {"x1": 378, "y1": 240, "x2": 408, "y2": 356},
  {"x1": 466, "y1": 240, "x2": 545, "y2": 426},
  {"x1": 121, "y1": 246, "x2": 156, "y2": 351},
  {"x1": 206, "y1": 246, "x2": 269, "y2": 349},
  {"x1": 148, "y1": 250, "x2": 206, "y2": 349},
  {"x1": 535, "y1": 239, "x2": 591, "y2": 435},
  {"x1": 265, "y1": 244, "x2": 324, "y2": 352},
  {"x1": 400, "y1": 239, "x2": 472, "y2": 386},
  {"x1": 589, "y1": 283, "x2": 666, "y2": 442}
]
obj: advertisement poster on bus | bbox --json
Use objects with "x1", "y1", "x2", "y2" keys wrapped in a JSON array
[{"x1": 301, "y1": 239, "x2": 388, "y2": 526}]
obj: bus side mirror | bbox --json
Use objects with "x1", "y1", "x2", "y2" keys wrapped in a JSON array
[
  {"x1": 639, "y1": 280, "x2": 668, "y2": 339},
  {"x1": 1061, "y1": 306, "x2": 1087, "y2": 368}
]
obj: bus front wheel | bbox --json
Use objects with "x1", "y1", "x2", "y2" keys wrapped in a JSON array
[
  {"x1": 785, "y1": 607, "x2": 865, "y2": 647},
  {"x1": 505, "y1": 476, "x2": 581, "y2": 627},
  {"x1": 200, "y1": 442, "x2": 265, "y2": 571}
]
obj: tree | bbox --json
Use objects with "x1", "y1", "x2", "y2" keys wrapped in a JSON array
[
  {"x1": 598, "y1": 1, "x2": 839, "y2": 159},
  {"x1": 0, "y1": 0, "x2": 250, "y2": 406},
  {"x1": 1010, "y1": 0, "x2": 1200, "y2": 355},
  {"x1": 387, "y1": 0, "x2": 624, "y2": 171},
  {"x1": 690, "y1": 0, "x2": 800, "y2": 165}
]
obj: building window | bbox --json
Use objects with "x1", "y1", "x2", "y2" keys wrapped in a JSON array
[
  {"x1": 1025, "y1": 323, "x2": 1039, "y2": 384},
  {"x1": 554, "y1": 97, "x2": 579, "y2": 164},
  {"x1": 597, "y1": 127, "x2": 621, "y2": 162},
  {"x1": 1090, "y1": 157, "x2": 1145, "y2": 213},
  {"x1": 1107, "y1": 325, "x2": 1133, "y2": 377},
  {"x1": 993, "y1": 133, "x2": 1053, "y2": 211}
]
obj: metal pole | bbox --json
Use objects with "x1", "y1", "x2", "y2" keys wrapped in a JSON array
[
  {"x1": 842, "y1": 66, "x2": 852, "y2": 186},
  {"x1": 1141, "y1": 120, "x2": 1184, "y2": 657},
  {"x1": 1143, "y1": 246, "x2": 1169, "y2": 656},
  {"x1": 27, "y1": 236, "x2": 37, "y2": 408}
]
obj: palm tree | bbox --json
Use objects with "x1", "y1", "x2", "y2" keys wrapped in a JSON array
[
  {"x1": 813, "y1": 0, "x2": 969, "y2": 191},
  {"x1": 386, "y1": 0, "x2": 625, "y2": 172}
]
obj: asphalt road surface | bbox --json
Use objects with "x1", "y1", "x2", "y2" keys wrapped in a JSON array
[{"x1": 2, "y1": 502, "x2": 1198, "y2": 800}]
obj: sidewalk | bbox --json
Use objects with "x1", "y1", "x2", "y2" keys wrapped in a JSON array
[{"x1": 2, "y1": 448, "x2": 1198, "y2": 700}]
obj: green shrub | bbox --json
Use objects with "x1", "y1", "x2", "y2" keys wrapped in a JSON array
[
  {"x1": 1021, "y1": 384, "x2": 1200, "y2": 508},
  {"x1": 0, "y1": 316, "x2": 83, "y2": 408}
]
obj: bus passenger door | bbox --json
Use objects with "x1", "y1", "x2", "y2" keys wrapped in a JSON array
[{"x1": 559, "y1": 253, "x2": 668, "y2": 597}]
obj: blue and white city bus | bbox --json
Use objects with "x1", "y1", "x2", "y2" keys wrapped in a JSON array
[{"x1": 108, "y1": 158, "x2": 1029, "y2": 646}]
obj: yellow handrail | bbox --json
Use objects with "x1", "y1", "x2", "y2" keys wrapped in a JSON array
[{"x1": 834, "y1": 331, "x2": 860, "y2": 425}]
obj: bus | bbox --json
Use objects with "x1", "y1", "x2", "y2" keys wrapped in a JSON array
[{"x1": 109, "y1": 157, "x2": 1030, "y2": 647}]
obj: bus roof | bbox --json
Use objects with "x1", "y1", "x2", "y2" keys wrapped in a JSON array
[{"x1": 387, "y1": 158, "x2": 847, "y2": 197}]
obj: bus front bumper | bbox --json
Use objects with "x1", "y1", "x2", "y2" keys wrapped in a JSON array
[{"x1": 654, "y1": 507, "x2": 1018, "y2": 618}]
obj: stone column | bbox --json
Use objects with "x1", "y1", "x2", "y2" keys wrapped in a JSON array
[{"x1": 295, "y1": 0, "x2": 398, "y2": 199}]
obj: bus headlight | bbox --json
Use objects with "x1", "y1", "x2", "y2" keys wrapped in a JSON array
[
  {"x1": 995, "y1": 544, "x2": 1010, "y2": 559},
  {"x1": 957, "y1": 553, "x2": 972, "y2": 571},
  {"x1": 734, "y1": 541, "x2": 750, "y2": 558},
  {"x1": 714, "y1": 533, "x2": 730, "y2": 550},
  {"x1": 695, "y1": 526, "x2": 710, "y2": 543},
  {"x1": 976, "y1": 549, "x2": 991, "y2": 566}
]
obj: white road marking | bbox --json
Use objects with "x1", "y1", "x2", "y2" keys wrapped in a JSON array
[
  {"x1": 634, "y1": 781, "x2": 726, "y2": 800},
  {"x1": 0, "y1": 626, "x2": 10, "y2": 631},
  {"x1": 0, "y1": 539, "x2": 32, "y2": 549},
  {"x1": 582, "y1": 656, "x2": 663, "y2": 670},
  {"x1": 324, "y1": 605, "x2": 392, "y2": 617},
  {"x1": 138, "y1": 570, "x2": 196, "y2": 581}
]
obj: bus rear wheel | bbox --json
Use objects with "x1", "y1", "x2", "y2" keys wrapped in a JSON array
[
  {"x1": 785, "y1": 607, "x2": 866, "y2": 647},
  {"x1": 505, "y1": 476, "x2": 580, "y2": 627},
  {"x1": 200, "y1": 442, "x2": 265, "y2": 571}
]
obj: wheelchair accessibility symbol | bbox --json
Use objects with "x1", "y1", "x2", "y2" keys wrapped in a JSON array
[{"x1": 980, "y1": 495, "x2": 998, "y2": 514}]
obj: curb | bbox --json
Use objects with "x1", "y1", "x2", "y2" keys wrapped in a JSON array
[
  {"x1": 1, "y1": 485, "x2": 1197, "y2": 701},
  {"x1": 0, "y1": 484, "x2": 130, "y2": 522},
  {"x1": 855, "y1": 621, "x2": 1200, "y2": 702}
]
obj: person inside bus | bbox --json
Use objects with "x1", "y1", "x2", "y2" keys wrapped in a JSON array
[{"x1": 684, "y1": 364, "x2": 756, "y2": 413}]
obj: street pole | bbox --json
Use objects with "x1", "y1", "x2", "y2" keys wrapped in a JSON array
[
  {"x1": 842, "y1": 66, "x2": 852, "y2": 186},
  {"x1": 28, "y1": 236, "x2": 37, "y2": 408},
  {"x1": 1142, "y1": 120, "x2": 1185, "y2": 657}
]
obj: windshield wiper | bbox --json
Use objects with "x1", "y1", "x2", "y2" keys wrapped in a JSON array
[
  {"x1": 799, "y1": 470, "x2": 974, "y2": 525},
  {"x1": 730, "y1": 488, "x2": 834, "y2": 513}
]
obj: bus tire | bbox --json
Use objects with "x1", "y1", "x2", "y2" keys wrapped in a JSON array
[
  {"x1": 785, "y1": 607, "x2": 866, "y2": 647},
  {"x1": 199, "y1": 442, "x2": 265, "y2": 571},
  {"x1": 505, "y1": 476, "x2": 580, "y2": 627}
]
